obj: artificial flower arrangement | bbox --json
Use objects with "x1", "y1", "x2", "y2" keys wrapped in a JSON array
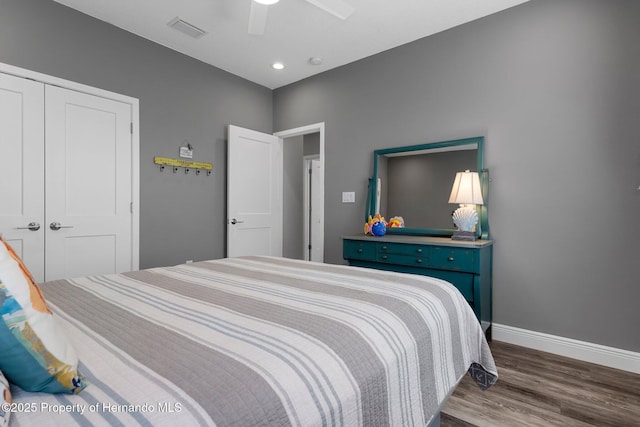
[
  {"x1": 387, "y1": 216, "x2": 405, "y2": 229},
  {"x1": 364, "y1": 214, "x2": 404, "y2": 236},
  {"x1": 364, "y1": 213, "x2": 387, "y2": 236}
]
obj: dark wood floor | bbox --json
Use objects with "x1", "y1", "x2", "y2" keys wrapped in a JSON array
[{"x1": 441, "y1": 341, "x2": 640, "y2": 427}]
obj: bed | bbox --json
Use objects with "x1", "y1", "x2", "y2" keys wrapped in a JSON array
[{"x1": 5, "y1": 255, "x2": 497, "y2": 426}]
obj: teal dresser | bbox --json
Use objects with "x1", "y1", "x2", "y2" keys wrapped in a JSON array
[{"x1": 343, "y1": 235, "x2": 493, "y2": 338}]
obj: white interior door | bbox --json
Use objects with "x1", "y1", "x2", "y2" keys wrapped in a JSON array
[
  {"x1": 0, "y1": 73, "x2": 46, "y2": 281},
  {"x1": 227, "y1": 125, "x2": 282, "y2": 257},
  {"x1": 309, "y1": 158, "x2": 324, "y2": 262},
  {"x1": 44, "y1": 85, "x2": 133, "y2": 280}
]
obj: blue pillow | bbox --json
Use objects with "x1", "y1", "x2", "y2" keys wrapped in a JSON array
[{"x1": 0, "y1": 236, "x2": 86, "y2": 394}]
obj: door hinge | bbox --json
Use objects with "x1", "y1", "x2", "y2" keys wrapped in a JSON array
[
  {"x1": 130, "y1": 123, "x2": 133, "y2": 134},
  {"x1": 130, "y1": 202, "x2": 133, "y2": 213}
]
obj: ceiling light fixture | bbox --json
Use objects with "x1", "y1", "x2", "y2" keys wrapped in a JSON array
[
  {"x1": 308, "y1": 57, "x2": 323, "y2": 66},
  {"x1": 254, "y1": 0, "x2": 280, "y2": 5},
  {"x1": 272, "y1": 62, "x2": 285, "y2": 70}
]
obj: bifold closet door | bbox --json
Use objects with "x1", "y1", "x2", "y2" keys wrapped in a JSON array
[
  {"x1": 0, "y1": 73, "x2": 46, "y2": 281},
  {"x1": 44, "y1": 85, "x2": 133, "y2": 281},
  {"x1": 0, "y1": 72, "x2": 134, "y2": 282}
]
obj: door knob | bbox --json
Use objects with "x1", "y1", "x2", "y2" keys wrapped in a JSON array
[
  {"x1": 16, "y1": 222, "x2": 41, "y2": 231},
  {"x1": 49, "y1": 222, "x2": 74, "y2": 231},
  {"x1": 229, "y1": 218, "x2": 245, "y2": 225}
]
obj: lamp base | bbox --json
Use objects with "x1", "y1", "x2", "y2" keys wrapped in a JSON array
[{"x1": 451, "y1": 230, "x2": 476, "y2": 241}]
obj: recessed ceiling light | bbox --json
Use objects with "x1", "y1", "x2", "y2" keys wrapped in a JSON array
[
  {"x1": 272, "y1": 62, "x2": 285, "y2": 70},
  {"x1": 255, "y1": 0, "x2": 279, "y2": 5}
]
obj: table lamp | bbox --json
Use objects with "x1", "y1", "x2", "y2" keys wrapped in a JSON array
[{"x1": 448, "y1": 170, "x2": 484, "y2": 241}]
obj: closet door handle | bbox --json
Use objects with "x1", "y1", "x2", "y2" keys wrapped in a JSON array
[
  {"x1": 229, "y1": 218, "x2": 245, "y2": 225},
  {"x1": 16, "y1": 222, "x2": 41, "y2": 231},
  {"x1": 49, "y1": 222, "x2": 74, "y2": 231}
]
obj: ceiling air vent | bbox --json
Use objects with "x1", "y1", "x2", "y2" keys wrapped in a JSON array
[{"x1": 167, "y1": 17, "x2": 207, "y2": 39}]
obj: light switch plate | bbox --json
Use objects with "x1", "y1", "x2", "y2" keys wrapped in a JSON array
[{"x1": 342, "y1": 191, "x2": 355, "y2": 203}]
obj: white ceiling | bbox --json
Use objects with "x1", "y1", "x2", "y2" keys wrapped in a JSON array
[{"x1": 53, "y1": 0, "x2": 529, "y2": 90}]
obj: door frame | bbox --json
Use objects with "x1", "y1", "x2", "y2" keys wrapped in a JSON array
[
  {"x1": 303, "y1": 155, "x2": 322, "y2": 261},
  {"x1": 0, "y1": 61, "x2": 140, "y2": 270},
  {"x1": 275, "y1": 123, "x2": 325, "y2": 262}
]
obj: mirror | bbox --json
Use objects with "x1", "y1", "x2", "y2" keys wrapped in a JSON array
[{"x1": 367, "y1": 136, "x2": 489, "y2": 238}]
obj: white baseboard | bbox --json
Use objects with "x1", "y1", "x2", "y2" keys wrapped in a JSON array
[{"x1": 492, "y1": 323, "x2": 640, "y2": 375}]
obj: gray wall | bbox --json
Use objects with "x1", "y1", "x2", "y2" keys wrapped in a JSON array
[
  {"x1": 0, "y1": 0, "x2": 273, "y2": 268},
  {"x1": 274, "y1": 0, "x2": 640, "y2": 352}
]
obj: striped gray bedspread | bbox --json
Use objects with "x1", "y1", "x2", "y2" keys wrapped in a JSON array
[{"x1": 11, "y1": 256, "x2": 497, "y2": 426}]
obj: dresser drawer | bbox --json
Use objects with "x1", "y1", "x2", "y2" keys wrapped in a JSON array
[
  {"x1": 343, "y1": 240, "x2": 376, "y2": 260},
  {"x1": 378, "y1": 242, "x2": 429, "y2": 257},
  {"x1": 377, "y1": 253, "x2": 428, "y2": 268},
  {"x1": 430, "y1": 247, "x2": 476, "y2": 273}
]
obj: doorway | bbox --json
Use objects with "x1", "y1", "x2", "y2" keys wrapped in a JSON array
[{"x1": 276, "y1": 124, "x2": 325, "y2": 262}]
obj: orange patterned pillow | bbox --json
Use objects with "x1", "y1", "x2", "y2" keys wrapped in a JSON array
[{"x1": 1, "y1": 237, "x2": 49, "y2": 314}]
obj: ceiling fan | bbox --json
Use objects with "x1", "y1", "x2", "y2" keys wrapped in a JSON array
[{"x1": 248, "y1": 0, "x2": 355, "y2": 35}]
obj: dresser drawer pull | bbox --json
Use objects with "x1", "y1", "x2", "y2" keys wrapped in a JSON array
[
  {"x1": 416, "y1": 248, "x2": 423, "y2": 253},
  {"x1": 381, "y1": 245, "x2": 388, "y2": 251},
  {"x1": 357, "y1": 248, "x2": 363, "y2": 253},
  {"x1": 416, "y1": 259, "x2": 422, "y2": 264},
  {"x1": 381, "y1": 255, "x2": 388, "y2": 260},
  {"x1": 448, "y1": 257, "x2": 455, "y2": 262}
]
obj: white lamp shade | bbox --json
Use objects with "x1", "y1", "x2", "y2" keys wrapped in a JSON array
[
  {"x1": 448, "y1": 170, "x2": 484, "y2": 205},
  {"x1": 254, "y1": 0, "x2": 279, "y2": 4}
]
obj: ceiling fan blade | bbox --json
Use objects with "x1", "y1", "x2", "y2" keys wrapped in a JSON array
[
  {"x1": 248, "y1": 1, "x2": 269, "y2": 35},
  {"x1": 305, "y1": 0, "x2": 355, "y2": 20}
]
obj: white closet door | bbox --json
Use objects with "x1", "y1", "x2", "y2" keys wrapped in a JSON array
[
  {"x1": 45, "y1": 86, "x2": 133, "y2": 280},
  {"x1": 0, "y1": 73, "x2": 46, "y2": 281}
]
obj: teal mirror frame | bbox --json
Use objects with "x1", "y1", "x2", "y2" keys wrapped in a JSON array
[{"x1": 366, "y1": 136, "x2": 490, "y2": 239}]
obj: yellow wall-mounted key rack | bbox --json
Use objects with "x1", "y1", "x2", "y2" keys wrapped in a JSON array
[{"x1": 154, "y1": 156, "x2": 213, "y2": 175}]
